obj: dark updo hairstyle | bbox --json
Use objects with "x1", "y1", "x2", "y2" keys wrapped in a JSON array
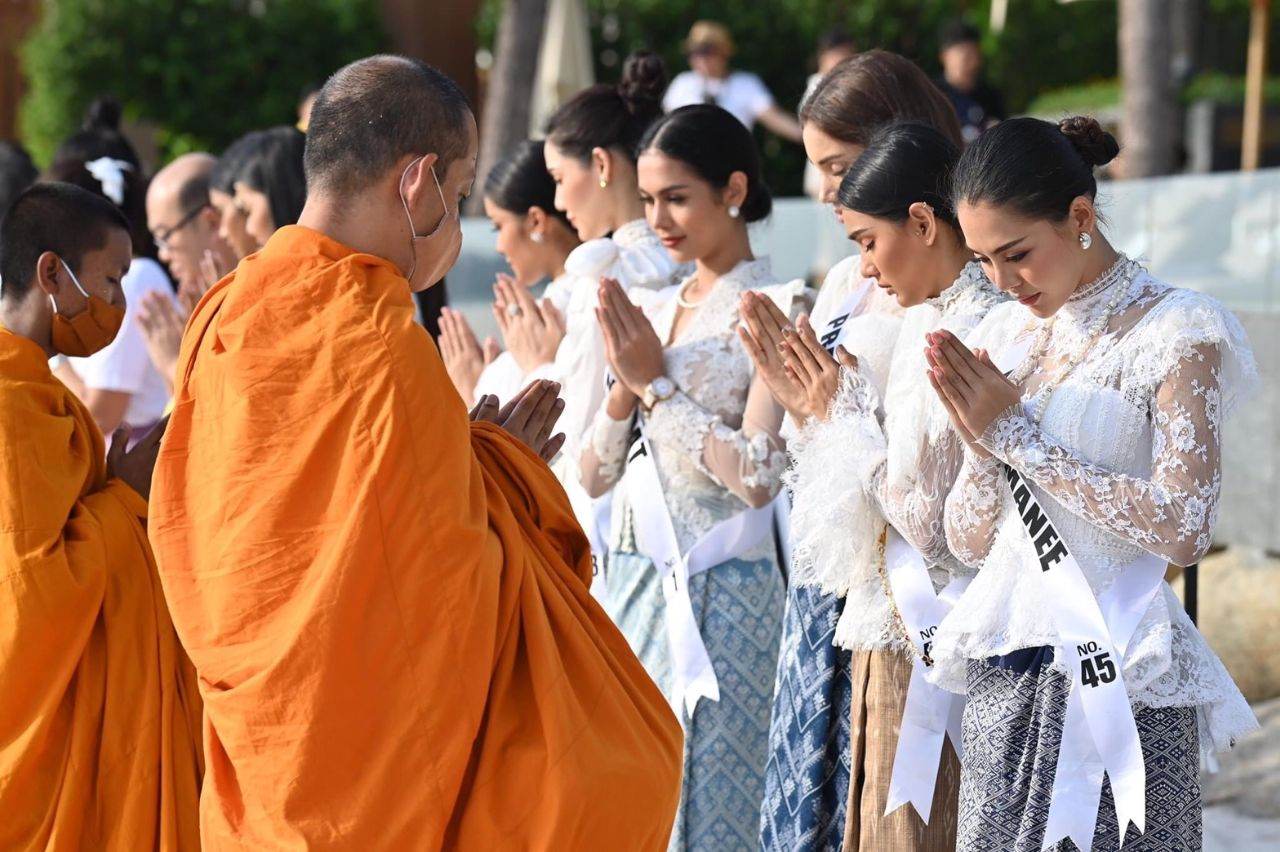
[
  {"x1": 545, "y1": 51, "x2": 667, "y2": 163},
  {"x1": 800, "y1": 50, "x2": 963, "y2": 149},
  {"x1": 837, "y1": 122, "x2": 960, "y2": 230},
  {"x1": 951, "y1": 116, "x2": 1119, "y2": 222},
  {"x1": 638, "y1": 104, "x2": 772, "y2": 223},
  {"x1": 52, "y1": 96, "x2": 142, "y2": 172},
  {"x1": 44, "y1": 156, "x2": 156, "y2": 260},
  {"x1": 483, "y1": 140, "x2": 571, "y2": 228}
]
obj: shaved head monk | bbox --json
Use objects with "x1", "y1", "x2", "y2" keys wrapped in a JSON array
[
  {"x1": 0, "y1": 182, "x2": 202, "y2": 849},
  {"x1": 149, "y1": 55, "x2": 682, "y2": 849}
]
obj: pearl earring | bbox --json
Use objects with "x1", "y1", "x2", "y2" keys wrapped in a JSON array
[
  {"x1": 1079, "y1": 232, "x2": 1092, "y2": 250},
  {"x1": 530, "y1": 231, "x2": 544, "y2": 244},
  {"x1": 728, "y1": 204, "x2": 740, "y2": 219},
  {"x1": 599, "y1": 178, "x2": 608, "y2": 189}
]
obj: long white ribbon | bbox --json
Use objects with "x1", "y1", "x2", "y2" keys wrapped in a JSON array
[
  {"x1": 882, "y1": 528, "x2": 970, "y2": 823},
  {"x1": 1000, "y1": 467, "x2": 1166, "y2": 851},
  {"x1": 817, "y1": 278, "x2": 874, "y2": 356},
  {"x1": 623, "y1": 414, "x2": 774, "y2": 717}
]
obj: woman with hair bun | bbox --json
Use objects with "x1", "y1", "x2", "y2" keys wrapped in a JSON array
[
  {"x1": 440, "y1": 139, "x2": 580, "y2": 407},
  {"x1": 581, "y1": 103, "x2": 809, "y2": 851},
  {"x1": 742, "y1": 49, "x2": 966, "y2": 852},
  {"x1": 532, "y1": 51, "x2": 684, "y2": 568},
  {"x1": 775, "y1": 121, "x2": 1006, "y2": 852},
  {"x1": 929, "y1": 115, "x2": 1258, "y2": 850}
]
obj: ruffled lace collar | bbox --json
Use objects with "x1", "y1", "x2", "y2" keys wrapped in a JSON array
[
  {"x1": 1057, "y1": 253, "x2": 1143, "y2": 328},
  {"x1": 611, "y1": 218, "x2": 656, "y2": 249},
  {"x1": 924, "y1": 260, "x2": 990, "y2": 314}
]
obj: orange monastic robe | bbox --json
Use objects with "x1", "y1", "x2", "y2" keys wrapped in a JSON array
[
  {"x1": 150, "y1": 226, "x2": 682, "y2": 850},
  {"x1": 0, "y1": 328, "x2": 203, "y2": 851}
]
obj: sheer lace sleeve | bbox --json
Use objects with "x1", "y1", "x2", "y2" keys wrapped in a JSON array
[
  {"x1": 944, "y1": 448, "x2": 1005, "y2": 568},
  {"x1": 644, "y1": 373, "x2": 788, "y2": 509},
  {"x1": 981, "y1": 342, "x2": 1227, "y2": 567},
  {"x1": 578, "y1": 402, "x2": 634, "y2": 499}
]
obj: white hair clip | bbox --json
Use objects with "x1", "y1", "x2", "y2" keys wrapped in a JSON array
[{"x1": 85, "y1": 157, "x2": 134, "y2": 206}]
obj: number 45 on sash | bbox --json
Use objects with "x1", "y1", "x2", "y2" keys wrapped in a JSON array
[{"x1": 1077, "y1": 641, "x2": 1117, "y2": 689}]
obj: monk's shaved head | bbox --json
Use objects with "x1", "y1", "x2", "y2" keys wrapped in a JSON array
[
  {"x1": 150, "y1": 152, "x2": 217, "y2": 213},
  {"x1": 304, "y1": 55, "x2": 471, "y2": 196},
  {"x1": 1, "y1": 182, "x2": 128, "y2": 300}
]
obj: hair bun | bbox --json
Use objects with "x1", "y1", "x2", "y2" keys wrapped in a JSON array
[
  {"x1": 618, "y1": 51, "x2": 668, "y2": 117},
  {"x1": 83, "y1": 96, "x2": 123, "y2": 132},
  {"x1": 1058, "y1": 115, "x2": 1119, "y2": 168}
]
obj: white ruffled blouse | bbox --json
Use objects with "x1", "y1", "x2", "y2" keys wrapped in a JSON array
[
  {"x1": 934, "y1": 256, "x2": 1259, "y2": 752},
  {"x1": 786, "y1": 262, "x2": 1006, "y2": 652},
  {"x1": 580, "y1": 257, "x2": 810, "y2": 557}
]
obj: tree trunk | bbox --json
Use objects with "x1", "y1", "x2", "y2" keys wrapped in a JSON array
[
  {"x1": 468, "y1": 0, "x2": 549, "y2": 214},
  {"x1": 1119, "y1": 0, "x2": 1177, "y2": 177}
]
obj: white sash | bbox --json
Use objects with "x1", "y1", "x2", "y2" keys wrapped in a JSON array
[
  {"x1": 882, "y1": 528, "x2": 969, "y2": 824},
  {"x1": 622, "y1": 413, "x2": 774, "y2": 717},
  {"x1": 1002, "y1": 466, "x2": 1166, "y2": 851},
  {"x1": 817, "y1": 278, "x2": 874, "y2": 356}
]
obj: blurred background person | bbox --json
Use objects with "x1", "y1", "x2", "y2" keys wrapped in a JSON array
[
  {"x1": 50, "y1": 96, "x2": 142, "y2": 175},
  {"x1": 803, "y1": 28, "x2": 859, "y2": 199},
  {"x1": 46, "y1": 155, "x2": 177, "y2": 438},
  {"x1": 209, "y1": 135, "x2": 259, "y2": 260},
  {"x1": 297, "y1": 82, "x2": 320, "y2": 132},
  {"x1": 663, "y1": 21, "x2": 803, "y2": 144},
  {"x1": 231, "y1": 125, "x2": 306, "y2": 250},
  {"x1": 440, "y1": 139, "x2": 580, "y2": 407},
  {"x1": 934, "y1": 19, "x2": 1005, "y2": 144},
  {"x1": 139, "y1": 152, "x2": 237, "y2": 390},
  {"x1": 0, "y1": 141, "x2": 38, "y2": 218}
]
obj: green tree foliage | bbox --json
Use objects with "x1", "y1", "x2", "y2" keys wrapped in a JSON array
[{"x1": 20, "y1": 0, "x2": 385, "y2": 167}]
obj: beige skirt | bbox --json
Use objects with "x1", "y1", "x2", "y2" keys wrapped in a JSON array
[{"x1": 842, "y1": 648, "x2": 960, "y2": 852}]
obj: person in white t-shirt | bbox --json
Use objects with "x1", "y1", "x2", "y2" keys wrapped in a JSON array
[
  {"x1": 45, "y1": 156, "x2": 176, "y2": 436},
  {"x1": 663, "y1": 21, "x2": 803, "y2": 143}
]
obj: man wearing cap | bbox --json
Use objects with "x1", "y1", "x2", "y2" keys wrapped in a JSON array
[{"x1": 663, "y1": 20, "x2": 803, "y2": 143}]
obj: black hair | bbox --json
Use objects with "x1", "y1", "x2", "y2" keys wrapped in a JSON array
[
  {"x1": 816, "y1": 28, "x2": 857, "y2": 56},
  {"x1": 545, "y1": 51, "x2": 667, "y2": 163},
  {"x1": 837, "y1": 122, "x2": 960, "y2": 228},
  {"x1": 45, "y1": 156, "x2": 156, "y2": 260},
  {"x1": 305, "y1": 55, "x2": 471, "y2": 196},
  {"x1": 952, "y1": 116, "x2": 1119, "y2": 222},
  {"x1": 938, "y1": 19, "x2": 982, "y2": 51},
  {"x1": 638, "y1": 103, "x2": 772, "y2": 223},
  {"x1": 235, "y1": 126, "x2": 307, "y2": 229},
  {"x1": 483, "y1": 140, "x2": 570, "y2": 228},
  {"x1": 0, "y1": 142, "x2": 38, "y2": 220},
  {"x1": 0, "y1": 182, "x2": 130, "y2": 300},
  {"x1": 211, "y1": 133, "x2": 255, "y2": 196},
  {"x1": 51, "y1": 96, "x2": 142, "y2": 172}
]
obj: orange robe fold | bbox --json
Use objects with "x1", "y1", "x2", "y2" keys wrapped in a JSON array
[
  {"x1": 150, "y1": 226, "x2": 682, "y2": 850},
  {"x1": 0, "y1": 329, "x2": 203, "y2": 851}
]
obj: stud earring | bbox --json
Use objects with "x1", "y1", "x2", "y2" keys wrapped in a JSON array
[
  {"x1": 599, "y1": 178, "x2": 608, "y2": 189},
  {"x1": 728, "y1": 204, "x2": 741, "y2": 219},
  {"x1": 1079, "y1": 232, "x2": 1092, "y2": 250},
  {"x1": 530, "y1": 231, "x2": 544, "y2": 244}
]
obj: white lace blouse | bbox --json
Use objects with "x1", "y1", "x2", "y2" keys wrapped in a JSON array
[
  {"x1": 786, "y1": 262, "x2": 1006, "y2": 652},
  {"x1": 579, "y1": 257, "x2": 810, "y2": 557},
  {"x1": 934, "y1": 256, "x2": 1259, "y2": 751}
]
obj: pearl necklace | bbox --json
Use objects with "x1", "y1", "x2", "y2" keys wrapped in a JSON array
[
  {"x1": 675, "y1": 278, "x2": 711, "y2": 309},
  {"x1": 1009, "y1": 254, "x2": 1139, "y2": 423}
]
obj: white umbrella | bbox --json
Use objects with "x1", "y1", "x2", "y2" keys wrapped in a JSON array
[{"x1": 529, "y1": 0, "x2": 595, "y2": 136}]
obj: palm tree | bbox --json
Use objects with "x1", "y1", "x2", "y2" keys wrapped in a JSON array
[{"x1": 1120, "y1": 0, "x2": 1177, "y2": 177}]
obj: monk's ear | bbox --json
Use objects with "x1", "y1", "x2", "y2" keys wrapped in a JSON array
[
  {"x1": 398, "y1": 153, "x2": 439, "y2": 208},
  {"x1": 33, "y1": 251, "x2": 64, "y2": 297}
]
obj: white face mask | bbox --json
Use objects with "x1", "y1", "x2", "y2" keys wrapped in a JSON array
[{"x1": 399, "y1": 156, "x2": 460, "y2": 288}]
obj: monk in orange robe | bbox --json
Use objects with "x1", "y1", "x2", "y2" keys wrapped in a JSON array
[
  {"x1": 0, "y1": 182, "x2": 203, "y2": 850},
  {"x1": 149, "y1": 56, "x2": 682, "y2": 849}
]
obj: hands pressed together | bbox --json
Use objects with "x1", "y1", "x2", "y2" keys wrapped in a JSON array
[
  {"x1": 107, "y1": 416, "x2": 169, "y2": 501},
  {"x1": 737, "y1": 292, "x2": 856, "y2": 423},
  {"x1": 439, "y1": 306, "x2": 500, "y2": 406},
  {"x1": 469, "y1": 379, "x2": 567, "y2": 462},
  {"x1": 492, "y1": 273, "x2": 566, "y2": 374},
  {"x1": 924, "y1": 329, "x2": 1022, "y2": 456},
  {"x1": 595, "y1": 277, "x2": 666, "y2": 404}
]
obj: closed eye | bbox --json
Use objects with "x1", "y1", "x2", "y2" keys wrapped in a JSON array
[{"x1": 1006, "y1": 250, "x2": 1029, "y2": 263}]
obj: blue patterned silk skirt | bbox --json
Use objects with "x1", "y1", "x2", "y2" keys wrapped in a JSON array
[{"x1": 600, "y1": 549, "x2": 785, "y2": 852}]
